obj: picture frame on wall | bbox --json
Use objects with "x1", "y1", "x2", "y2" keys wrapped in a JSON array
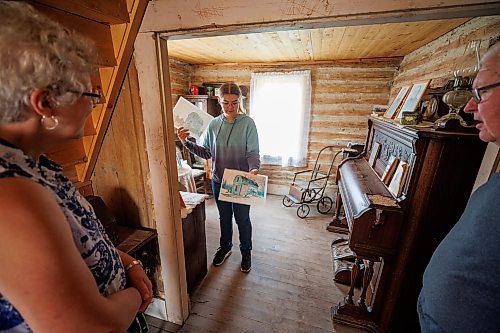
[
  {"x1": 383, "y1": 85, "x2": 412, "y2": 119},
  {"x1": 396, "y1": 80, "x2": 431, "y2": 119}
]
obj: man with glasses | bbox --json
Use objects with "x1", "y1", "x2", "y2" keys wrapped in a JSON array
[{"x1": 418, "y1": 41, "x2": 500, "y2": 333}]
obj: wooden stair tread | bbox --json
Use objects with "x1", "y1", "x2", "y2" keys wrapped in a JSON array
[
  {"x1": 46, "y1": 139, "x2": 87, "y2": 167},
  {"x1": 29, "y1": 2, "x2": 117, "y2": 67},
  {"x1": 31, "y1": 0, "x2": 130, "y2": 24}
]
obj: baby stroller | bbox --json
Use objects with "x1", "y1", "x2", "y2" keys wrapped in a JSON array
[{"x1": 282, "y1": 146, "x2": 344, "y2": 218}]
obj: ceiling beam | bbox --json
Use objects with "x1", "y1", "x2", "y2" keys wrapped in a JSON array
[
  {"x1": 140, "y1": 0, "x2": 500, "y2": 38},
  {"x1": 185, "y1": 57, "x2": 405, "y2": 68}
]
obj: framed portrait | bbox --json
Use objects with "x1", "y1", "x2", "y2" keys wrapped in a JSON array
[
  {"x1": 396, "y1": 80, "x2": 431, "y2": 119},
  {"x1": 383, "y1": 85, "x2": 412, "y2": 119}
]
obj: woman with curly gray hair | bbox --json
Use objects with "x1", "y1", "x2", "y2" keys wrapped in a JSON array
[{"x1": 0, "y1": 2, "x2": 151, "y2": 332}]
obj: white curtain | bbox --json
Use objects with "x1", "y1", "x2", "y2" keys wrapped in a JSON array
[{"x1": 250, "y1": 70, "x2": 311, "y2": 167}]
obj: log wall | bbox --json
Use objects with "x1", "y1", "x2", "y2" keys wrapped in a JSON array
[
  {"x1": 391, "y1": 16, "x2": 500, "y2": 96},
  {"x1": 169, "y1": 58, "x2": 192, "y2": 103}
]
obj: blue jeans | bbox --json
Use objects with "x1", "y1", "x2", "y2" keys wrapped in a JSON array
[{"x1": 212, "y1": 180, "x2": 252, "y2": 254}]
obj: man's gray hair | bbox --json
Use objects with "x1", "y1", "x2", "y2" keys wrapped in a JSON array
[
  {"x1": 0, "y1": 1, "x2": 96, "y2": 123},
  {"x1": 480, "y1": 41, "x2": 500, "y2": 67}
]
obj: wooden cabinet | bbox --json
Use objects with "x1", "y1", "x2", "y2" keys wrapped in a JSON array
[
  {"x1": 183, "y1": 95, "x2": 221, "y2": 117},
  {"x1": 331, "y1": 117, "x2": 487, "y2": 332},
  {"x1": 181, "y1": 200, "x2": 207, "y2": 294}
]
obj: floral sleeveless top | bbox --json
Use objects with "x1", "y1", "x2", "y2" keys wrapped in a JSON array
[{"x1": 0, "y1": 139, "x2": 126, "y2": 332}]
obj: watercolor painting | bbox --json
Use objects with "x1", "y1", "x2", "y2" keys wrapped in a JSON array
[
  {"x1": 219, "y1": 169, "x2": 268, "y2": 205},
  {"x1": 173, "y1": 96, "x2": 213, "y2": 140}
]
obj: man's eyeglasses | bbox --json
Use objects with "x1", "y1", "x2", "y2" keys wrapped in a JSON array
[
  {"x1": 472, "y1": 81, "x2": 500, "y2": 103},
  {"x1": 221, "y1": 100, "x2": 239, "y2": 107},
  {"x1": 69, "y1": 89, "x2": 102, "y2": 106}
]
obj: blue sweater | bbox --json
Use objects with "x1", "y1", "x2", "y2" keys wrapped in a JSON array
[
  {"x1": 418, "y1": 173, "x2": 500, "y2": 333},
  {"x1": 184, "y1": 114, "x2": 260, "y2": 183}
]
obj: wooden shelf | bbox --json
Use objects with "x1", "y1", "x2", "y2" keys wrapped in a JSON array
[{"x1": 183, "y1": 95, "x2": 221, "y2": 117}]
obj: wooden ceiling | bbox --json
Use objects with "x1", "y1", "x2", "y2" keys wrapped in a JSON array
[{"x1": 166, "y1": 18, "x2": 470, "y2": 64}]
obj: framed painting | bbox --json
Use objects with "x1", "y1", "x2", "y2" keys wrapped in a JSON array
[
  {"x1": 396, "y1": 80, "x2": 431, "y2": 119},
  {"x1": 383, "y1": 85, "x2": 412, "y2": 119}
]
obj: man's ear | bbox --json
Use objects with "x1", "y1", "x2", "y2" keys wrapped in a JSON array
[{"x1": 29, "y1": 88, "x2": 53, "y2": 118}]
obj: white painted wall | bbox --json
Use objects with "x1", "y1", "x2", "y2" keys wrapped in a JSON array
[{"x1": 133, "y1": 32, "x2": 190, "y2": 324}]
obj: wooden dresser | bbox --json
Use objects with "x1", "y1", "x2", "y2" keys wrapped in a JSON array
[{"x1": 331, "y1": 116, "x2": 487, "y2": 332}]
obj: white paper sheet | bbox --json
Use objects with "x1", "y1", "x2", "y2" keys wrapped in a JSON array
[{"x1": 173, "y1": 96, "x2": 214, "y2": 140}]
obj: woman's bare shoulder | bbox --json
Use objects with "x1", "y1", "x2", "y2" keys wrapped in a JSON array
[
  {"x1": 0, "y1": 177, "x2": 57, "y2": 206},
  {"x1": 0, "y1": 177, "x2": 70, "y2": 239}
]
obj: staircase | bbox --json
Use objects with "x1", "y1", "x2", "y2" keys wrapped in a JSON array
[{"x1": 29, "y1": 0, "x2": 149, "y2": 185}]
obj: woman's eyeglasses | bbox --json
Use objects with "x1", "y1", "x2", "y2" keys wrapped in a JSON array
[
  {"x1": 69, "y1": 88, "x2": 102, "y2": 106},
  {"x1": 221, "y1": 100, "x2": 239, "y2": 107},
  {"x1": 472, "y1": 81, "x2": 500, "y2": 103}
]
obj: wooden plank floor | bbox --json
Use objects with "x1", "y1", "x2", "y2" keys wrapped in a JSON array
[{"x1": 148, "y1": 194, "x2": 367, "y2": 333}]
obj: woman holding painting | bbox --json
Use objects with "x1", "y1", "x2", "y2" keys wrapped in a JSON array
[{"x1": 177, "y1": 82, "x2": 260, "y2": 273}]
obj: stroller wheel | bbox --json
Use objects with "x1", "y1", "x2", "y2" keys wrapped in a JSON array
[
  {"x1": 297, "y1": 204, "x2": 310, "y2": 218},
  {"x1": 303, "y1": 189, "x2": 316, "y2": 203},
  {"x1": 283, "y1": 196, "x2": 294, "y2": 207},
  {"x1": 317, "y1": 196, "x2": 333, "y2": 214}
]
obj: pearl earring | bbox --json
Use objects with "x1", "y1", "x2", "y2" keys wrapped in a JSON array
[{"x1": 41, "y1": 115, "x2": 59, "y2": 130}]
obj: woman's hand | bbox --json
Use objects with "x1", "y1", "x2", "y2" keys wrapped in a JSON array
[
  {"x1": 118, "y1": 250, "x2": 153, "y2": 312},
  {"x1": 249, "y1": 168, "x2": 259, "y2": 175},
  {"x1": 177, "y1": 127, "x2": 190, "y2": 144},
  {"x1": 126, "y1": 264, "x2": 153, "y2": 313}
]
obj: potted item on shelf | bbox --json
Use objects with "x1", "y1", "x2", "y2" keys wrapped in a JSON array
[{"x1": 206, "y1": 86, "x2": 214, "y2": 96}]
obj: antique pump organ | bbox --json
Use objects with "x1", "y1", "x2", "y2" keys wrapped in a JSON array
[{"x1": 331, "y1": 117, "x2": 486, "y2": 332}]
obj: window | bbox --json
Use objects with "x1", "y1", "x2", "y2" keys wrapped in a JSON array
[{"x1": 250, "y1": 70, "x2": 311, "y2": 167}]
